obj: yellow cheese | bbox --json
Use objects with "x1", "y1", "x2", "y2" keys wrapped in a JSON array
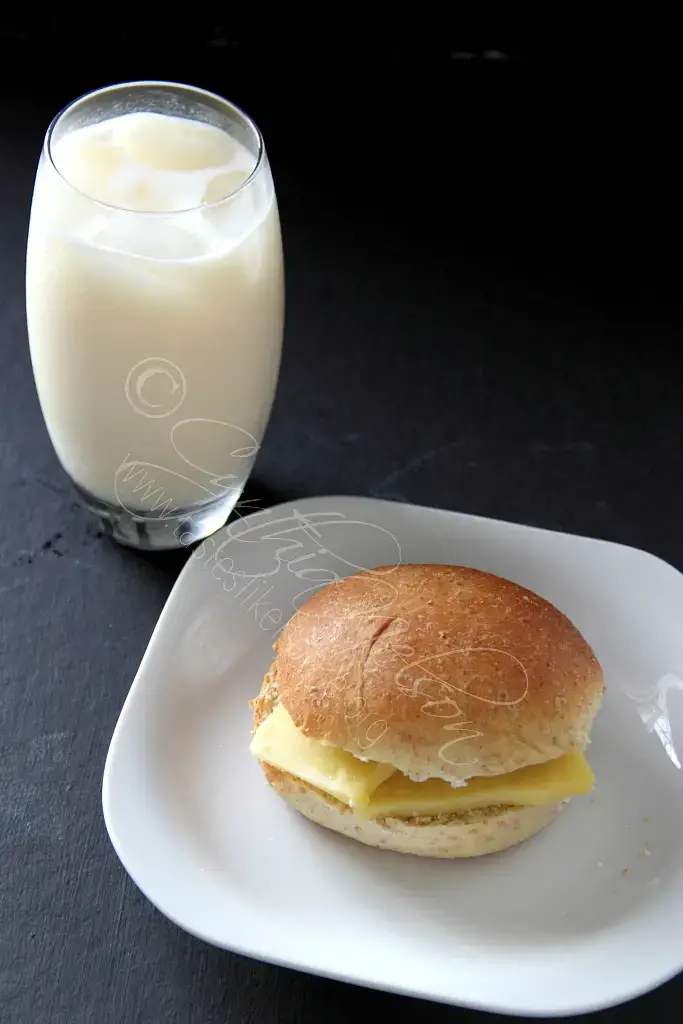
[
  {"x1": 250, "y1": 704, "x2": 396, "y2": 806},
  {"x1": 250, "y1": 704, "x2": 595, "y2": 819},
  {"x1": 360, "y1": 751, "x2": 594, "y2": 819}
]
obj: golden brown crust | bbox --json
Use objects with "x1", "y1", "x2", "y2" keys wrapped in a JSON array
[
  {"x1": 251, "y1": 666, "x2": 279, "y2": 728},
  {"x1": 271, "y1": 564, "x2": 604, "y2": 783}
]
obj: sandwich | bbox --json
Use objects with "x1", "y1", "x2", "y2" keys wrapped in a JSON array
[{"x1": 249, "y1": 564, "x2": 604, "y2": 858}]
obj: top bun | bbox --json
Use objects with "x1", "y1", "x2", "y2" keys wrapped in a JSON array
[{"x1": 272, "y1": 564, "x2": 604, "y2": 784}]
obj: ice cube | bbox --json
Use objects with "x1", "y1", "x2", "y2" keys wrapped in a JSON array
[
  {"x1": 91, "y1": 217, "x2": 206, "y2": 260},
  {"x1": 115, "y1": 112, "x2": 240, "y2": 171},
  {"x1": 53, "y1": 130, "x2": 125, "y2": 203},
  {"x1": 202, "y1": 168, "x2": 250, "y2": 205},
  {"x1": 107, "y1": 165, "x2": 207, "y2": 214}
]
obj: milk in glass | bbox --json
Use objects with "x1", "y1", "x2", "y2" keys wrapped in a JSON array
[{"x1": 26, "y1": 107, "x2": 284, "y2": 526}]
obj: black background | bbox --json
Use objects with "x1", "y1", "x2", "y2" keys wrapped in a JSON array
[{"x1": 1, "y1": 23, "x2": 682, "y2": 1024}]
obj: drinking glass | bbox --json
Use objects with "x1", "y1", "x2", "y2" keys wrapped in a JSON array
[{"x1": 26, "y1": 81, "x2": 285, "y2": 549}]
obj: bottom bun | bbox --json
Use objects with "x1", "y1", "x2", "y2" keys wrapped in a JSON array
[{"x1": 262, "y1": 765, "x2": 562, "y2": 859}]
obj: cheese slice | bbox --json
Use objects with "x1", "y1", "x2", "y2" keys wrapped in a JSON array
[
  {"x1": 250, "y1": 704, "x2": 595, "y2": 818},
  {"x1": 250, "y1": 704, "x2": 396, "y2": 806},
  {"x1": 360, "y1": 751, "x2": 594, "y2": 819}
]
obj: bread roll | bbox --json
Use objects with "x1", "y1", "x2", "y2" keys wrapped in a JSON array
[
  {"x1": 272, "y1": 564, "x2": 604, "y2": 783},
  {"x1": 251, "y1": 564, "x2": 604, "y2": 857}
]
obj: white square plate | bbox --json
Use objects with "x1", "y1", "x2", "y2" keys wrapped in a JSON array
[{"x1": 103, "y1": 496, "x2": 683, "y2": 1017}]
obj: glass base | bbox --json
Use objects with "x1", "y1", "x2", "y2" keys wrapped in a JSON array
[{"x1": 75, "y1": 485, "x2": 240, "y2": 551}]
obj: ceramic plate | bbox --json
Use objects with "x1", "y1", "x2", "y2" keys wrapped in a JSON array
[{"x1": 103, "y1": 496, "x2": 683, "y2": 1016}]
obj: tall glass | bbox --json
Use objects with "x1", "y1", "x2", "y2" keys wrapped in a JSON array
[{"x1": 26, "y1": 82, "x2": 284, "y2": 550}]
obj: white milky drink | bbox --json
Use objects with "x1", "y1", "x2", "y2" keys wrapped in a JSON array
[{"x1": 26, "y1": 87, "x2": 284, "y2": 543}]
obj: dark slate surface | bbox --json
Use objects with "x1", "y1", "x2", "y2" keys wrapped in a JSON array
[{"x1": 1, "y1": 36, "x2": 682, "y2": 1024}]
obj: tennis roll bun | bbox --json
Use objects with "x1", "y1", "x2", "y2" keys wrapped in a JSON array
[
  {"x1": 250, "y1": 564, "x2": 604, "y2": 858},
  {"x1": 269, "y1": 564, "x2": 603, "y2": 783}
]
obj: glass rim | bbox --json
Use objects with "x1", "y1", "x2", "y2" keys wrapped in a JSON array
[{"x1": 44, "y1": 79, "x2": 265, "y2": 216}]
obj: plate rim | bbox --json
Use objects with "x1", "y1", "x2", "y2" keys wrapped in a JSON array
[{"x1": 102, "y1": 494, "x2": 683, "y2": 1016}]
